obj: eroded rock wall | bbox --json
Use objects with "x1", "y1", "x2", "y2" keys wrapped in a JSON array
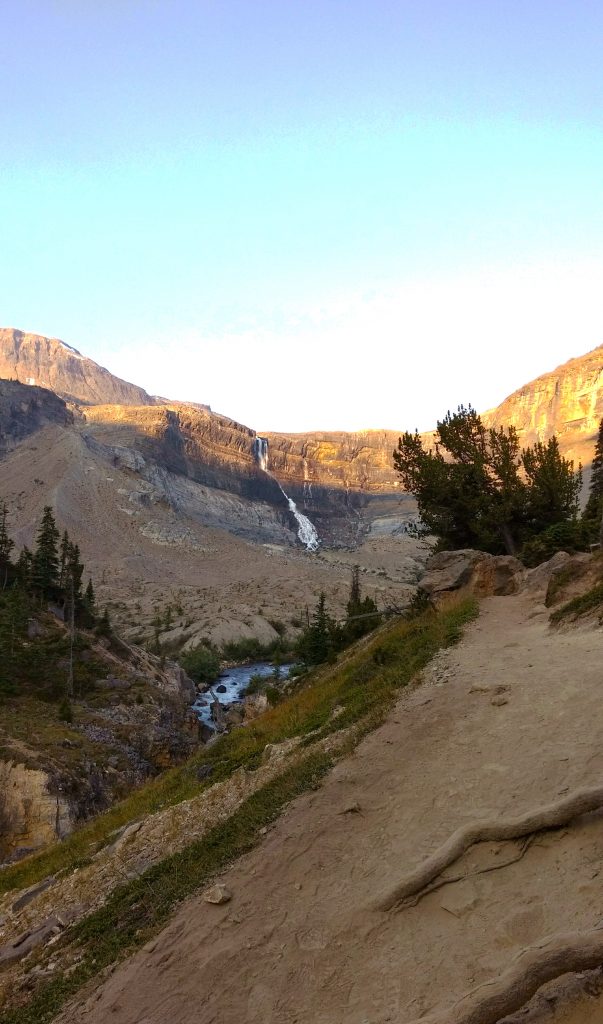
[{"x1": 0, "y1": 761, "x2": 71, "y2": 863}]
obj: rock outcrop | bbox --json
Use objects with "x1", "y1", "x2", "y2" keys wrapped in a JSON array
[
  {"x1": 484, "y1": 343, "x2": 603, "y2": 474},
  {"x1": 0, "y1": 762, "x2": 71, "y2": 863},
  {"x1": 0, "y1": 379, "x2": 72, "y2": 454},
  {"x1": 419, "y1": 549, "x2": 525, "y2": 603}
]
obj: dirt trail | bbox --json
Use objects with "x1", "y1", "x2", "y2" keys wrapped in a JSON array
[{"x1": 58, "y1": 595, "x2": 603, "y2": 1024}]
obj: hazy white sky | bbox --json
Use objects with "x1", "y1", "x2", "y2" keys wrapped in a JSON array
[
  {"x1": 105, "y1": 259, "x2": 603, "y2": 432},
  {"x1": 2, "y1": 2, "x2": 603, "y2": 431}
]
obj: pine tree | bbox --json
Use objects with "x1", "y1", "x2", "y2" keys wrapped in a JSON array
[
  {"x1": 66, "y1": 543, "x2": 84, "y2": 608},
  {"x1": 31, "y1": 506, "x2": 60, "y2": 598},
  {"x1": 14, "y1": 546, "x2": 33, "y2": 586},
  {"x1": 296, "y1": 592, "x2": 337, "y2": 665},
  {"x1": 0, "y1": 501, "x2": 14, "y2": 587},
  {"x1": 584, "y1": 418, "x2": 603, "y2": 523},
  {"x1": 59, "y1": 530, "x2": 70, "y2": 588},
  {"x1": 84, "y1": 578, "x2": 95, "y2": 610},
  {"x1": 394, "y1": 405, "x2": 582, "y2": 555},
  {"x1": 347, "y1": 565, "x2": 361, "y2": 615},
  {"x1": 344, "y1": 565, "x2": 381, "y2": 643}
]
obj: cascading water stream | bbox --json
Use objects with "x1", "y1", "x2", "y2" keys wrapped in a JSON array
[{"x1": 254, "y1": 436, "x2": 319, "y2": 552}]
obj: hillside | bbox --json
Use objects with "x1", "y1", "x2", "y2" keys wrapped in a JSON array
[
  {"x1": 2, "y1": 570, "x2": 603, "y2": 1022},
  {"x1": 3, "y1": 329, "x2": 602, "y2": 504},
  {"x1": 0, "y1": 329, "x2": 154, "y2": 408},
  {"x1": 62, "y1": 592, "x2": 603, "y2": 1024},
  {"x1": 484, "y1": 343, "x2": 603, "y2": 476}
]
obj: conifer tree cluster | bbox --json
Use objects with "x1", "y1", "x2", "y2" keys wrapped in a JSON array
[
  {"x1": 394, "y1": 405, "x2": 586, "y2": 561},
  {"x1": 5, "y1": 505, "x2": 96, "y2": 621},
  {"x1": 296, "y1": 567, "x2": 381, "y2": 665},
  {"x1": 0, "y1": 502, "x2": 99, "y2": 699}
]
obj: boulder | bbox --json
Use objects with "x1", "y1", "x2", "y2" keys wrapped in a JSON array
[
  {"x1": 524, "y1": 550, "x2": 573, "y2": 595},
  {"x1": 419, "y1": 549, "x2": 525, "y2": 603},
  {"x1": 203, "y1": 883, "x2": 232, "y2": 905}
]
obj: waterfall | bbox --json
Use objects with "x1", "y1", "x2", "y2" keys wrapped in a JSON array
[
  {"x1": 253, "y1": 436, "x2": 319, "y2": 552},
  {"x1": 253, "y1": 436, "x2": 269, "y2": 473},
  {"x1": 276, "y1": 483, "x2": 320, "y2": 552}
]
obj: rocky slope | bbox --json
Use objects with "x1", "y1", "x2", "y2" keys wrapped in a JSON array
[
  {"x1": 3, "y1": 330, "x2": 603, "y2": 501},
  {"x1": 484, "y1": 343, "x2": 603, "y2": 472},
  {"x1": 4, "y1": 578, "x2": 603, "y2": 1023},
  {"x1": 0, "y1": 329, "x2": 154, "y2": 407},
  {"x1": 0, "y1": 379, "x2": 73, "y2": 455},
  {"x1": 0, "y1": 615, "x2": 200, "y2": 865}
]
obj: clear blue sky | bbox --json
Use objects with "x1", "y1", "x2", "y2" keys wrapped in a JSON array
[{"x1": 2, "y1": 1, "x2": 603, "y2": 430}]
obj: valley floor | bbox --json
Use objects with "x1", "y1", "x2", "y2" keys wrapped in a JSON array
[{"x1": 57, "y1": 594, "x2": 603, "y2": 1024}]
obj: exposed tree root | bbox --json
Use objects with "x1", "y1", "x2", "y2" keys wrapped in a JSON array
[
  {"x1": 407, "y1": 929, "x2": 603, "y2": 1024},
  {"x1": 377, "y1": 784, "x2": 603, "y2": 912},
  {"x1": 399, "y1": 835, "x2": 534, "y2": 909}
]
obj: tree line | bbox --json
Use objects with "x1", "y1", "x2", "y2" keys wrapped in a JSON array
[
  {"x1": 393, "y1": 406, "x2": 603, "y2": 565},
  {"x1": 0, "y1": 503, "x2": 96, "y2": 621},
  {"x1": 0, "y1": 503, "x2": 103, "y2": 702}
]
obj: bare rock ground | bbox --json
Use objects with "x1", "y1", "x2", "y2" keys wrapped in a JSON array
[{"x1": 55, "y1": 593, "x2": 603, "y2": 1024}]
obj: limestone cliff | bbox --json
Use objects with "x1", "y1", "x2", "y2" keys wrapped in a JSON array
[
  {"x1": 3, "y1": 329, "x2": 603, "y2": 537},
  {"x1": 263, "y1": 429, "x2": 402, "y2": 494},
  {"x1": 484, "y1": 343, "x2": 603, "y2": 470}
]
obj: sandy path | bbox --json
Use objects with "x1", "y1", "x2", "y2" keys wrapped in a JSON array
[{"x1": 58, "y1": 595, "x2": 603, "y2": 1024}]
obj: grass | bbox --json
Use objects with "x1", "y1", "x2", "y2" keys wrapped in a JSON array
[
  {"x1": 0, "y1": 596, "x2": 478, "y2": 1023},
  {"x1": 549, "y1": 580, "x2": 603, "y2": 624},
  {"x1": 0, "y1": 597, "x2": 477, "y2": 898},
  {"x1": 0, "y1": 752, "x2": 335, "y2": 1024},
  {"x1": 1, "y1": 592, "x2": 475, "y2": 849}
]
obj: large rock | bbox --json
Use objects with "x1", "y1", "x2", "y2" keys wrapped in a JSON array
[{"x1": 419, "y1": 549, "x2": 525, "y2": 602}]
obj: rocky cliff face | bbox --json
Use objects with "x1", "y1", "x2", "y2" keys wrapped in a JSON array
[
  {"x1": 0, "y1": 379, "x2": 73, "y2": 454},
  {"x1": 0, "y1": 328, "x2": 155, "y2": 407},
  {"x1": 484, "y1": 344, "x2": 603, "y2": 470},
  {"x1": 263, "y1": 429, "x2": 402, "y2": 494},
  {"x1": 0, "y1": 761, "x2": 71, "y2": 863},
  {"x1": 3, "y1": 329, "x2": 603, "y2": 541}
]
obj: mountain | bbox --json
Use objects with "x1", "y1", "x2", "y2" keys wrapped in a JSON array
[
  {"x1": 0, "y1": 328, "x2": 155, "y2": 407},
  {"x1": 484, "y1": 343, "x2": 603, "y2": 471}
]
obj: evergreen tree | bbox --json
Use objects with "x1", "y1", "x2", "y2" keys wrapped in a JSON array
[
  {"x1": 296, "y1": 592, "x2": 336, "y2": 665},
  {"x1": 347, "y1": 565, "x2": 361, "y2": 614},
  {"x1": 31, "y1": 506, "x2": 60, "y2": 598},
  {"x1": 0, "y1": 501, "x2": 14, "y2": 587},
  {"x1": 343, "y1": 565, "x2": 381, "y2": 642},
  {"x1": 59, "y1": 530, "x2": 70, "y2": 588},
  {"x1": 522, "y1": 436, "x2": 582, "y2": 532},
  {"x1": 14, "y1": 546, "x2": 33, "y2": 587},
  {"x1": 394, "y1": 405, "x2": 581, "y2": 556},
  {"x1": 66, "y1": 543, "x2": 84, "y2": 608},
  {"x1": 84, "y1": 578, "x2": 95, "y2": 610},
  {"x1": 584, "y1": 418, "x2": 603, "y2": 523}
]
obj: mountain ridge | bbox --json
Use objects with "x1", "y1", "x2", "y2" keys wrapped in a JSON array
[{"x1": 2, "y1": 327, "x2": 602, "y2": 507}]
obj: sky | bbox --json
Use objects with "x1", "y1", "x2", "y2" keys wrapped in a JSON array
[{"x1": 1, "y1": 1, "x2": 603, "y2": 432}]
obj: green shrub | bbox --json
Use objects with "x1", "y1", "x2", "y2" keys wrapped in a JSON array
[
  {"x1": 520, "y1": 519, "x2": 595, "y2": 568},
  {"x1": 221, "y1": 637, "x2": 284, "y2": 662},
  {"x1": 244, "y1": 672, "x2": 267, "y2": 695},
  {"x1": 180, "y1": 643, "x2": 221, "y2": 684}
]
